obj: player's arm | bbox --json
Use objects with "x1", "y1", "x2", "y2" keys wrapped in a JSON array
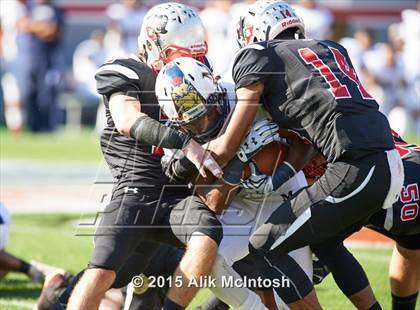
[
  {"x1": 194, "y1": 155, "x2": 244, "y2": 214},
  {"x1": 184, "y1": 46, "x2": 270, "y2": 168},
  {"x1": 96, "y1": 64, "x2": 222, "y2": 178},
  {"x1": 285, "y1": 133, "x2": 318, "y2": 172},
  {"x1": 108, "y1": 93, "x2": 203, "y2": 153},
  {"x1": 17, "y1": 9, "x2": 62, "y2": 42},
  {"x1": 195, "y1": 177, "x2": 239, "y2": 215},
  {"x1": 205, "y1": 83, "x2": 262, "y2": 164},
  {"x1": 162, "y1": 148, "x2": 242, "y2": 214}
]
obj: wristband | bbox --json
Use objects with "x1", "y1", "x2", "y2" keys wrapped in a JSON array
[
  {"x1": 129, "y1": 115, "x2": 191, "y2": 149},
  {"x1": 271, "y1": 161, "x2": 296, "y2": 190},
  {"x1": 172, "y1": 155, "x2": 197, "y2": 179},
  {"x1": 222, "y1": 155, "x2": 245, "y2": 185},
  {"x1": 19, "y1": 259, "x2": 31, "y2": 274}
]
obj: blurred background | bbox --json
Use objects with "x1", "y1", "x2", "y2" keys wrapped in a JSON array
[
  {"x1": 0, "y1": 2, "x2": 418, "y2": 308},
  {"x1": 0, "y1": 0, "x2": 419, "y2": 219},
  {"x1": 0, "y1": 0, "x2": 419, "y2": 136},
  {"x1": 0, "y1": 0, "x2": 419, "y2": 216}
]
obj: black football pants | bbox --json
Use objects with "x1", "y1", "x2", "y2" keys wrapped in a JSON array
[{"x1": 249, "y1": 150, "x2": 402, "y2": 303}]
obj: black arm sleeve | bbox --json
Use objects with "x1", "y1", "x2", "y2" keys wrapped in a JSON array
[
  {"x1": 172, "y1": 156, "x2": 197, "y2": 180},
  {"x1": 129, "y1": 116, "x2": 191, "y2": 150},
  {"x1": 222, "y1": 155, "x2": 245, "y2": 185},
  {"x1": 161, "y1": 153, "x2": 197, "y2": 181}
]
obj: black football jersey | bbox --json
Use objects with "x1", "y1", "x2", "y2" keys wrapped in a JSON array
[
  {"x1": 95, "y1": 56, "x2": 185, "y2": 195},
  {"x1": 369, "y1": 133, "x2": 420, "y2": 235},
  {"x1": 232, "y1": 39, "x2": 395, "y2": 163},
  {"x1": 392, "y1": 130, "x2": 420, "y2": 163}
]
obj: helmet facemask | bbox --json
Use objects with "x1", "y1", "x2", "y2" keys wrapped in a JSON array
[
  {"x1": 156, "y1": 57, "x2": 230, "y2": 144},
  {"x1": 159, "y1": 43, "x2": 208, "y2": 70},
  {"x1": 180, "y1": 87, "x2": 228, "y2": 143}
]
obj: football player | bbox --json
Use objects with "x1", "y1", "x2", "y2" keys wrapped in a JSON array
[
  {"x1": 0, "y1": 202, "x2": 49, "y2": 282},
  {"x1": 184, "y1": 1, "x2": 404, "y2": 309},
  {"x1": 309, "y1": 132, "x2": 419, "y2": 310},
  {"x1": 155, "y1": 56, "x2": 313, "y2": 309},
  {"x1": 65, "y1": 4, "x2": 227, "y2": 310}
]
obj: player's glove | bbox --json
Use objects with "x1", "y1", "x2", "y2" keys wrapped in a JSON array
[
  {"x1": 237, "y1": 119, "x2": 280, "y2": 163},
  {"x1": 240, "y1": 161, "x2": 274, "y2": 194},
  {"x1": 161, "y1": 149, "x2": 197, "y2": 181}
]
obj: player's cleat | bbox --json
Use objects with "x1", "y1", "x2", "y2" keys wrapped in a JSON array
[
  {"x1": 312, "y1": 257, "x2": 331, "y2": 285},
  {"x1": 30, "y1": 261, "x2": 66, "y2": 276},
  {"x1": 28, "y1": 264, "x2": 45, "y2": 283},
  {"x1": 35, "y1": 271, "x2": 73, "y2": 310}
]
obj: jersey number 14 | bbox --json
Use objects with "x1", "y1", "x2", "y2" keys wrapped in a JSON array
[{"x1": 298, "y1": 46, "x2": 373, "y2": 100}]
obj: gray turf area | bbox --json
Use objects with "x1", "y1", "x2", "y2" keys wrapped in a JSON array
[{"x1": 1, "y1": 160, "x2": 113, "y2": 214}]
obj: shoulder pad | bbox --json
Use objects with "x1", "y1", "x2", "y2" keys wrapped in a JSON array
[{"x1": 95, "y1": 58, "x2": 151, "y2": 97}]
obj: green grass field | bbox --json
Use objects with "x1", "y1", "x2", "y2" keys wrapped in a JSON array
[
  {"x1": 0, "y1": 128, "x2": 102, "y2": 162},
  {"x1": 1, "y1": 129, "x2": 419, "y2": 309},
  {"x1": 2, "y1": 214, "x2": 418, "y2": 310},
  {"x1": 1, "y1": 128, "x2": 419, "y2": 162}
]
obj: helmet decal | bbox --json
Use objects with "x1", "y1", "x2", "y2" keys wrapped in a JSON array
[
  {"x1": 156, "y1": 57, "x2": 230, "y2": 141},
  {"x1": 150, "y1": 14, "x2": 169, "y2": 35},
  {"x1": 165, "y1": 63, "x2": 184, "y2": 87},
  {"x1": 138, "y1": 3, "x2": 207, "y2": 71},
  {"x1": 244, "y1": 22, "x2": 254, "y2": 45},
  {"x1": 171, "y1": 83, "x2": 204, "y2": 119},
  {"x1": 163, "y1": 62, "x2": 205, "y2": 120},
  {"x1": 280, "y1": 9, "x2": 292, "y2": 18}
]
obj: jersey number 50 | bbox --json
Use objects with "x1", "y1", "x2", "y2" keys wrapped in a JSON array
[
  {"x1": 298, "y1": 46, "x2": 373, "y2": 100},
  {"x1": 400, "y1": 183, "x2": 419, "y2": 222}
]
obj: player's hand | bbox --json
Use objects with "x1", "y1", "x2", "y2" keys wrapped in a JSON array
[
  {"x1": 182, "y1": 139, "x2": 223, "y2": 179},
  {"x1": 240, "y1": 161, "x2": 274, "y2": 194},
  {"x1": 237, "y1": 119, "x2": 280, "y2": 163},
  {"x1": 285, "y1": 133, "x2": 316, "y2": 172}
]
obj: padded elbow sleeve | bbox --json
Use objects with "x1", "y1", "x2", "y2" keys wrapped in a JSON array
[{"x1": 129, "y1": 115, "x2": 190, "y2": 149}]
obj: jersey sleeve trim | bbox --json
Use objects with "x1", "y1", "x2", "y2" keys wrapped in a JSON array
[
  {"x1": 96, "y1": 64, "x2": 140, "y2": 80},
  {"x1": 232, "y1": 44, "x2": 271, "y2": 90}
]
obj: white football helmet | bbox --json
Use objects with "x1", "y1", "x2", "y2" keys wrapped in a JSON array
[
  {"x1": 156, "y1": 57, "x2": 229, "y2": 142},
  {"x1": 138, "y1": 2, "x2": 207, "y2": 71},
  {"x1": 237, "y1": 0, "x2": 305, "y2": 48}
]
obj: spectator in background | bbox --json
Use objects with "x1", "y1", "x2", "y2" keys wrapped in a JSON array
[
  {"x1": 228, "y1": 0, "x2": 254, "y2": 48},
  {"x1": 341, "y1": 28, "x2": 407, "y2": 117},
  {"x1": 363, "y1": 43, "x2": 406, "y2": 116},
  {"x1": 340, "y1": 24, "x2": 417, "y2": 136},
  {"x1": 340, "y1": 29, "x2": 377, "y2": 85},
  {"x1": 200, "y1": 0, "x2": 234, "y2": 75},
  {"x1": 0, "y1": 0, "x2": 26, "y2": 133},
  {"x1": 17, "y1": 0, "x2": 64, "y2": 132},
  {"x1": 0, "y1": 19, "x2": 3, "y2": 127},
  {"x1": 293, "y1": 0, "x2": 333, "y2": 40},
  {"x1": 399, "y1": 6, "x2": 420, "y2": 134},
  {"x1": 72, "y1": 29, "x2": 106, "y2": 132},
  {"x1": 0, "y1": 202, "x2": 61, "y2": 283},
  {"x1": 106, "y1": 0, "x2": 147, "y2": 56},
  {"x1": 353, "y1": 29, "x2": 375, "y2": 74}
]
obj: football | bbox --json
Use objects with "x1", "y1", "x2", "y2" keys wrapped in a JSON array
[{"x1": 242, "y1": 141, "x2": 289, "y2": 179}]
